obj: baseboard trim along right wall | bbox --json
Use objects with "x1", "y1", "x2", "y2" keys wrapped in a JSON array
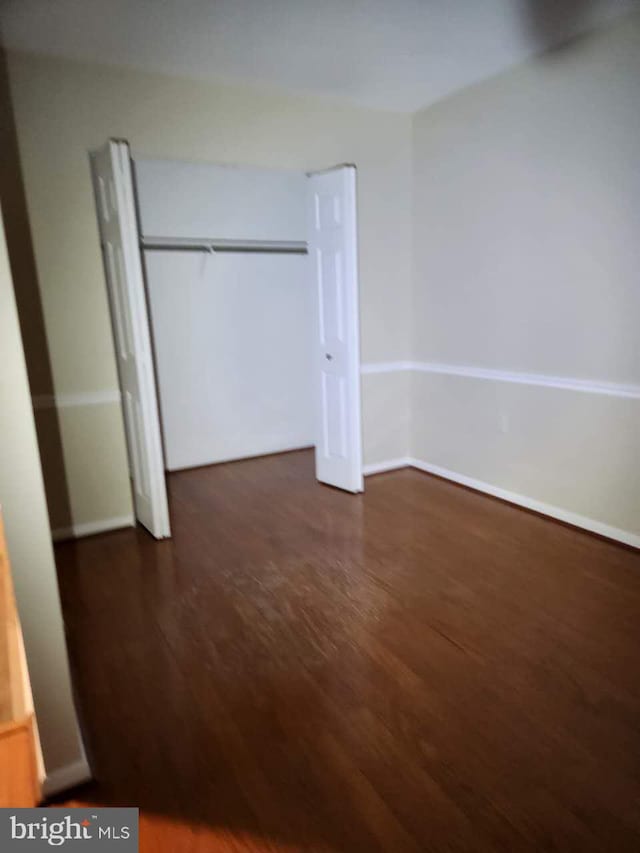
[
  {"x1": 364, "y1": 455, "x2": 640, "y2": 549},
  {"x1": 363, "y1": 358, "x2": 640, "y2": 547}
]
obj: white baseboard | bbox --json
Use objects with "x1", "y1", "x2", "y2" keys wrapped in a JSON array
[
  {"x1": 42, "y1": 756, "x2": 92, "y2": 799},
  {"x1": 363, "y1": 457, "x2": 411, "y2": 476},
  {"x1": 364, "y1": 456, "x2": 639, "y2": 548},
  {"x1": 52, "y1": 515, "x2": 135, "y2": 542},
  {"x1": 408, "y1": 458, "x2": 640, "y2": 549},
  {"x1": 166, "y1": 441, "x2": 315, "y2": 472}
]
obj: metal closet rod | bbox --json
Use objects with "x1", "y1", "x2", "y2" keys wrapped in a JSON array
[{"x1": 141, "y1": 236, "x2": 308, "y2": 255}]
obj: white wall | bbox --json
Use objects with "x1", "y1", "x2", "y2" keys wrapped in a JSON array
[
  {"x1": 138, "y1": 158, "x2": 314, "y2": 470},
  {"x1": 0, "y1": 205, "x2": 87, "y2": 790},
  {"x1": 5, "y1": 51, "x2": 412, "y2": 533},
  {"x1": 146, "y1": 249, "x2": 314, "y2": 469},
  {"x1": 135, "y1": 158, "x2": 308, "y2": 242},
  {"x1": 410, "y1": 10, "x2": 640, "y2": 543}
]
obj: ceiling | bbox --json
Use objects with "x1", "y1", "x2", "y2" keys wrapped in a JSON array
[{"x1": 1, "y1": 0, "x2": 638, "y2": 111}]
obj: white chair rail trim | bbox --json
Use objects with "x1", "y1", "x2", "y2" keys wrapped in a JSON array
[
  {"x1": 360, "y1": 361, "x2": 640, "y2": 399},
  {"x1": 32, "y1": 390, "x2": 122, "y2": 410}
]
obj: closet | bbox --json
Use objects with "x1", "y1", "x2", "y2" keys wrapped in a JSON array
[
  {"x1": 91, "y1": 140, "x2": 363, "y2": 539},
  {"x1": 135, "y1": 158, "x2": 314, "y2": 471}
]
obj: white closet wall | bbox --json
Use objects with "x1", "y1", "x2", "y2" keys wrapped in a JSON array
[
  {"x1": 135, "y1": 158, "x2": 307, "y2": 241},
  {"x1": 146, "y1": 250, "x2": 314, "y2": 470},
  {"x1": 136, "y1": 157, "x2": 314, "y2": 471}
]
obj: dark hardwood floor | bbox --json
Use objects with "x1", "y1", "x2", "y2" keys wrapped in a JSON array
[{"x1": 54, "y1": 449, "x2": 640, "y2": 851}]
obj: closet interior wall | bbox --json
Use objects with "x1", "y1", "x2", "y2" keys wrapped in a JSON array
[{"x1": 134, "y1": 158, "x2": 314, "y2": 471}]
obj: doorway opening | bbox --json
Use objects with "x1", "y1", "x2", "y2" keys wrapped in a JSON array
[{"x1": 90, "y1": 140, "x2": 364, "y2": 539}]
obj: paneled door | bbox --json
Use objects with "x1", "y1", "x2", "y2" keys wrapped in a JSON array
[
  {"x1": 91, "y1": 140, "x2": 171, "y2": 538},
  {"x1": 308, "y1": 166, "x2": 363, "y2": 492}
]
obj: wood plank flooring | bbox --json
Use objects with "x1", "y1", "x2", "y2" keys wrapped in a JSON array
[{"x1": 53, "y1": 449, "x2": 640, "y2": 851}]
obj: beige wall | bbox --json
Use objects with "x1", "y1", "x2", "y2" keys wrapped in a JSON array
[
  {"x1": 0, "y1": 206, "x2": 86, "y2": 785},
  {"x1": 6, "y1": 51, "x2": 413, "y2": 530},
  {"x1": 410, "y1": 11, "x2": 640, "y2": 540},
  {"x1": 362, "y1": 371, "x2": 411, "y2": 467},
  {"x1": 411, "y1": 372, "x2": 640, "y2": 539}
]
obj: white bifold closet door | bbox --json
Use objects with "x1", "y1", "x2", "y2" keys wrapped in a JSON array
[
  {"x1": 308, "y1": 166, "x2": 363, "y2": 493},
  {"x1": 91, "y1": 141, "x2": 171, "y2": 539}
]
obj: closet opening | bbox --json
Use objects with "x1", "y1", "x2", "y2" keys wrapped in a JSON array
[{"x1": 90, "y1": 140, "x2": 363, "y2": 539}]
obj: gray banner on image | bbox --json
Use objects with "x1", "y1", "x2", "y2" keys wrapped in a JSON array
[{"x1": 0, "y1": 808, "x2": 138, "y2": 851}]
